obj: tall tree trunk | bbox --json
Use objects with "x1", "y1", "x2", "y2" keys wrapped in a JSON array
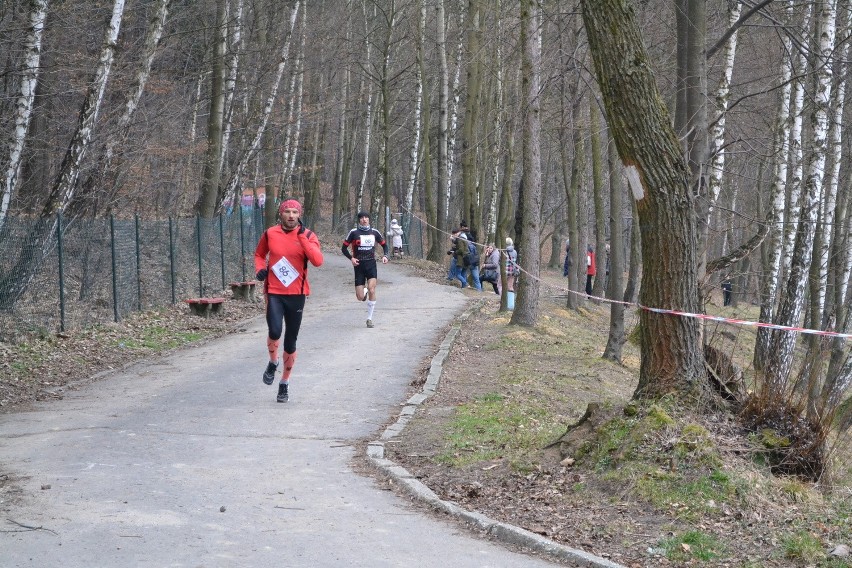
[
  {"x1": 510, "y1": 0, "x2": 542, "y2": 327},
  {"x1": 581, "y1": 0, "x2": 706, "y2": 398},
  {"x1": 97, "y1": 0, "x2": 170, "y2": 213},
  {"x1": 765, "y1": 0, "x2": 838, "y2": 400},
  {"x1": 755, "y1": 0, "x2": 797, "y2": 370},
  {"x1": 196, "y1": 0, "x2": 227, "y2": 218},
  {"x1": 222, "y1": 0, "x2": 300, "y2": 209},
  {"x1": 590, "y1": 98, "x2": 607, "y2": 299},
  {"x1": 461, "y1": 0, "x2": 482, "y2": 230},
  {"x1": 1, "y1": 0, "x2": 48, "y2": 233},
  {"x1": 434, "y1": 0, "x2": 449, "y2": 251},
  {"x1": 0, "y1": 0, "x2": 126, "y2": 310},
  {"x1": 603, "y1": 134, "x2": 626, "y2": 362}
]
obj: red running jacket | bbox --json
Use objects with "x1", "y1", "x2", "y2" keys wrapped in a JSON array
[{"x1": 254, "y1": 224, "x2": 324, "y2": 295}]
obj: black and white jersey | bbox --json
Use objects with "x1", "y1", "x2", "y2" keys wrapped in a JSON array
[{"x1": 343, "y1": 227, "x2": 387, "y2": 262}]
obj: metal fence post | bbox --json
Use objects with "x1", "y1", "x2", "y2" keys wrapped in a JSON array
[
  {"x1": 196, "y1": 214, "x2": 203, "y2": 297},
  {"x1": 135, "y1": 214, "x2": 142, "y2": 311},
  {"x1": 239, "y1": 204, "x2": 246, "y2": 282},
  {"x1": 57, "y1": 212, "x2": 66, "y2": 332},
  {"x1": 110, "y1": 214, "x2": 119, "y2": 322},
  {"x1": 219, "y1": 213, "x2": 226, "y2": 289},
  {"x1": 169, "y1": 216, "x2": 176, "y2": 304}
]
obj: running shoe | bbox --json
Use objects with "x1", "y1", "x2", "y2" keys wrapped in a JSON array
[
  {"x1": 263, "y1": 361, "x2": 277, "y2": 385},
  {"x1": 277, "y1": 382, "x2": 289, "y2": 402},
  {"x1": 366, "y1": 319, "x2": 374, "y2": 328}
]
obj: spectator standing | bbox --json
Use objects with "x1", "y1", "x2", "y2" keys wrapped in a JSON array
[
  {"x1": 388, "y1": 219, "x2": 404, "y2": 257},
  {"x1": 455, "y1": 234, "x2": 482, "y2": 290},
  {"x1": 505, "y1": 237, "x2": 518, "y2": 293},
  {"x1": 721, "y1": 275, "x2": 733, "y2": 306},
  {"x1": 481, "y1": 244, "x2": 501, "y2": 295},
  {"x1": 254, "y1": 199, "x2": 324, "y2": 403},
  {"x1": 563, "y1": 238, "x2": 572, "y2": 277},
  {"x1": 446, "y1": 229, "x2": 460, "y2": 281},
  {"x1": 585, "y1": 245, "x2": 596, "y2": 296}
]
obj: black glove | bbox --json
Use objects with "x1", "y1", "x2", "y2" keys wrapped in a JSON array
[
  {"x1": 256, "y1": 269, "x2": 268, "y2": 281},
  {"x1": 298, "y1": 219, "x2": 305, "y2": 235}
]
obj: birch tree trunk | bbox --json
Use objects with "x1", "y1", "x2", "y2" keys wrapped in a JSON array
[
  {"x1": 755, "y1": 0, "x2": 797, "y2": 369},
  {"x1": 1, "y1": 0, "x2": 48, "y2": 233},
  {"x1": 703, "y1": 0, "x2": 742, "y2": 287},
  {"x1": 445, "y1": 9, "x2": 464, "y2": 224},
  {"x1": 356, "y1": 1, "x2": 374, "y2": 215},
  {"x1": 217, "y1": 0, "x2": 243, "y2": 187},
  {"x1": 780, "y1": 5, "x2": 812, "y2": 281},
  {"x1": 404, "y1": 6, "x2": 423, "y2": 232},
  {"x1": 222, "y1": 0, "x2": 300, "y2": 208},
  {"x1": 97, "y1": 0, "x2": 170, "y2": 212},
  {"x1": 433, "y1": 0, "x2": 449, "y2": 249},
  {"x1": 581, "y1": 0, "x2": 706, "y2": 398},
  {"x1": 510, "y1": 0, "x2": 542, "y2": 327},
  {"x1": 0, "y1": 0, "x2": 126, "y2": 310},
  {"x1": 764, "y1": 0, "x2": 837, "y2": 399}
]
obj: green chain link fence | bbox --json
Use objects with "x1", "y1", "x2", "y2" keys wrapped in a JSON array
[
  {"x1": 0, "y1": 207, "x2": 265, "y2": 341},
  {"x1": 0, "y1": 207, "x2": 431, "y2": 342}
]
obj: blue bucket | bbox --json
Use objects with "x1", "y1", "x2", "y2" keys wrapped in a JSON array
[{"x1": 507, "y1": 291, "x2": 515, "y2": 310}]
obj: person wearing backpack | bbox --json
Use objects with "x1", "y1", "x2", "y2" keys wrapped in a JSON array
[{"x1": 454, "y1": 235, "x2": 482, "y2": 291}]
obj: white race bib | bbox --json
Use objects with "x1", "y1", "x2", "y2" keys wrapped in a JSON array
[
  {"x1": 359, "y1": 234, "x2": 376, "y2": 249},
  {"x1": 271, "y1": 256, "x2": 298, "y2": 287}
]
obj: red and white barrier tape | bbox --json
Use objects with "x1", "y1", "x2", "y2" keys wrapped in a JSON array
[{"x1": 400, "y1": 208, "x2": 852, "y2": 342}]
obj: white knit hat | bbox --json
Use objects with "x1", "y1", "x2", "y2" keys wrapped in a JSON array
[{"x1": 505, "y1": 237, "x2": 513, "y2": 246}]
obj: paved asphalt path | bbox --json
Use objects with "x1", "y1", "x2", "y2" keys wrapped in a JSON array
[{"x1": 0, "y1": 254, "x2": 560, "y2": 567}]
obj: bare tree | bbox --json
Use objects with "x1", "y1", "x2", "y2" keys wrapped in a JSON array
[
  {"x1": 580, "y1": 0, "x2": 706, "y2": 398},
  {"x1": 510, "y1": 0, "x2": 542, "y2": 327},
  {"x1": 1, "y1": 0, "x2": 48, "y2": 233}
]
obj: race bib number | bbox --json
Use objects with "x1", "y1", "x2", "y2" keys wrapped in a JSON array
[
  {"x1": 359, "y1": 234, "x2": 376, "y2": 249},
  {"x1": 271, "y1": 256, "x2": 298, "y2": 287}
]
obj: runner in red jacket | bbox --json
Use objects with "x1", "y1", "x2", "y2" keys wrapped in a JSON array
[{"x1": 254, "y1": 199, "x2": 324, "y2": 402}]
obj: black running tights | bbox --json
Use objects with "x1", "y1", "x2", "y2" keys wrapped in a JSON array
[{"x1": 266, "y1": 294, "x2": 306, "y2": 353}]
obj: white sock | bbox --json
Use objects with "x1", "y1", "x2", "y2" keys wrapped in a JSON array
[{"x1": 367, "y1": 300, "x2": 376, "y2": 319}]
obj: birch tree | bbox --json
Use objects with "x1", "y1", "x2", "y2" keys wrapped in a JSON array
[
  {"x1": 0, "y1": 0, "x2": 48, "y2": 233},
  {"x1": 222, "y1": 0, "x2": 300, "y2": 208},
  {"x1": 764, "y1": 0, "x2": 838, "y2": 400},
  {"x1": 0, "y1": 0, "x2": 126, "y2": 309},
  {"x1": 754, "y1": 1, "x2": 797, "y2": 369}
]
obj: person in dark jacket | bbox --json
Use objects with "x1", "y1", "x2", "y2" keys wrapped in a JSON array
[
  {"x1": 721, "y1": 275, "x2": 733, "y2": 306},
  {"x1": 454, "y1": 235, "x2": 482, "y2": 291},
  {"x1": 563, "y1": 238, "x2": 572, "y2": 277}
]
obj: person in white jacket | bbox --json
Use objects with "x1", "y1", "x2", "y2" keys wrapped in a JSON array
[{"x1": 388, "y1": 219, "x2": 404, "y2": 257}]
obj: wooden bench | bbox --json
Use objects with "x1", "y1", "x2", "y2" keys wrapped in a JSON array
[
  {"x1": 185, "y1": 297, "x2": 225, "y2": 317},
  {"x1": 229, "y1": 280, "x2": 258, "y2": 301}
]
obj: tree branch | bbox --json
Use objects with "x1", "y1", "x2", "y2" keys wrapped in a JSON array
[
  {"x1": 705, "y1": 218, "x2": 770, "y2": 277},
  {"x1": 708, "y1": 0, "x2": 775, "y2": 60}
]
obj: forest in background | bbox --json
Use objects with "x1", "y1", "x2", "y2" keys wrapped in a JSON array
[{"x1": 1, "y1": 0, "x2": 851, "y2": 480}]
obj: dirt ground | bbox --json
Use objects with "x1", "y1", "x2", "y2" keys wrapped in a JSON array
[{"x1": 383, "y1": 258, "x2": 851, "y2": 568}]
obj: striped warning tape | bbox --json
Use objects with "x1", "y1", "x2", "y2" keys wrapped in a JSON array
[{"x1": 399, "y1": 207, "x2": 852, "y2": 341}]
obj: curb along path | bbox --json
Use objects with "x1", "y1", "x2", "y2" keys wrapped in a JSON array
[{"x1": 366, "y1": 302, "x2": 626, "y2": 568}]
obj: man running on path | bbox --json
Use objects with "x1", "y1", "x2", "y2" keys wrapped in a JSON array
[
  {"x1": 255, "y1": 198, "x2": 324, "y2": 402},
  {"x1": 342, "y1": 211, "x2": 388, "y2": 328}
]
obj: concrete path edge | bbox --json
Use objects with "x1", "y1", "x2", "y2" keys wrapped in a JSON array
[{"x1": 366, "y1": 301, "x2": 627, "y2": 568}]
